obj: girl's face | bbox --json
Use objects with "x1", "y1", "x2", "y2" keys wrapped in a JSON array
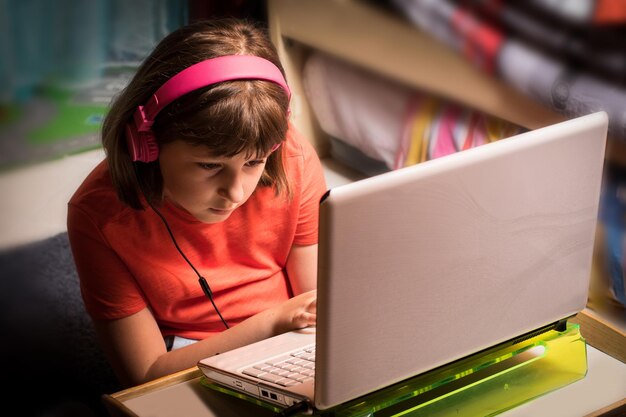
[{"x1": 158, "y1": 140, "x2": 270, "y2": 223}]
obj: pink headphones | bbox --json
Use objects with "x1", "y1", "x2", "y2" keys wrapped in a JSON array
[{"x1": 125, "y1": 55, "x2": 291, "y2": 162}]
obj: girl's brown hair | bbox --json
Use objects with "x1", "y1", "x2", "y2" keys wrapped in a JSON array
[{"x1": 102, "y1": 18, "x2": 291, "y2": 209}]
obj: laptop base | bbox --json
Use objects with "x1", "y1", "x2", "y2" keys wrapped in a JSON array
[{"x1": 200, "y1": 322, "x2": 587, "y2": 416}]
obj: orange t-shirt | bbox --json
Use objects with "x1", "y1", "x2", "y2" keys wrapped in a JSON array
[{"x1": 67, "y1": 128, "x2": 327, "y2": 339}]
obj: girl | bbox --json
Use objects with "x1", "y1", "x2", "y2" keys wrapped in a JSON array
[{"x1": 67, "y1": 18, "x2": 327, "y2": 388}]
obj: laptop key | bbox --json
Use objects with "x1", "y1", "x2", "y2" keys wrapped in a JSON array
[
  {"x1": 275, "y1": 378, "x2": 301, "y2": 387},
  {"x1": 258, "y1": 373, "x2": 285, "y2": 383},
  {"x1": 269, "y1": 368, "x2": 290, "y2": 376},
  {"x1": 278, "y1": 364, "x2": 300, "y2": 372},
  {"x1": 242, "y1": 368, "x2": 266, "y2": 378},
  {"x1": 293, "y1": 374, "x2": 309, "y2": 382}
]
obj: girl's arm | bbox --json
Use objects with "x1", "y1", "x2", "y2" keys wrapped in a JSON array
[
  {"x1": 94, "y1": 289, "x2": 317, "y2": 387},
  {"x1": 285, "y1": 244, "x2": 318, "y2": 295}
]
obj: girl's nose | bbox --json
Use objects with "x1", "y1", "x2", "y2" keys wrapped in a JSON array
[{"x1": 217, "y1": 170, "x2": 245, "y2": 203}]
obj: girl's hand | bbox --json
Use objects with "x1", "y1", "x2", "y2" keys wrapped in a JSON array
[{"x1": 271, "y1": 290, "x2": 317, "y2": 335}]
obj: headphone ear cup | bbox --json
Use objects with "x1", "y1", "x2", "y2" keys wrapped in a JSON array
[{"x1": 125, "y1": 123, "x2": 159, "y2": 162}]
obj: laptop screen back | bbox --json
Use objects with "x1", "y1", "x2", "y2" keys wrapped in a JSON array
[{"x1": 313, "y1": 112, "x2": 608, "y2": 409}]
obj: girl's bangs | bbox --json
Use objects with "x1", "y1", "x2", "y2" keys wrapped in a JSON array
[{"x1": 169, "y1": 81, "x2": 288, "y2": 157}]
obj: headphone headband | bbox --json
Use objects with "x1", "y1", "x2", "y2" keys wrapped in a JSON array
[{"x1": 126, "y1": 55, "x2": 291, "y2": 162}]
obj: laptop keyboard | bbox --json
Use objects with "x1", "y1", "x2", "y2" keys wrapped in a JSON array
[{"x1": 242, "y1": 344, "x2": 315, "y2": 387}]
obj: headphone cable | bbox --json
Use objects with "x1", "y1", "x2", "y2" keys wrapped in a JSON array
[{"x1": 148, "y1": 201, "x2": 230, "y2": 330}]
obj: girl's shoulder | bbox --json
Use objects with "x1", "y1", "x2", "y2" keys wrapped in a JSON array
[{"x1": 68, "y1": 160, "x2": 135, "y2": 226}]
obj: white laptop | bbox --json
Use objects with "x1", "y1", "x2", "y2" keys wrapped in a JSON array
[{"x1": 198, "y1": 111, "x2": 608, "y2": 412}]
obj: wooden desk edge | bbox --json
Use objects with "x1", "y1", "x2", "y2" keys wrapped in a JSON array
[
  {"x1": 570, "y1": 308, "x2": 626, "y2": 364},
  {"x1": 103, "y1": 367, "x2": 202, "y2": 416}
]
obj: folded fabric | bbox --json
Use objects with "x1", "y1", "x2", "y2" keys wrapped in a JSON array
[
  {"x1": 303, "y1": 51, "x2": 523, "y2": 172},
  {"x1": 303, "y1": 51, "x2": 412, "y2": 169}
]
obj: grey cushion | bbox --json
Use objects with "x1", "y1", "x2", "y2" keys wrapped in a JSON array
[{"x1": 0, "y1": 232, "x2": 120, "y2": 416}]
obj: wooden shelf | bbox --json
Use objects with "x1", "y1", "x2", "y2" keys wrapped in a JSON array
[{"x1": 268, "y1": 0, "x2": 565, "y2": 155}]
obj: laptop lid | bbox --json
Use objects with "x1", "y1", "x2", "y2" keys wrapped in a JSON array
[{"x1": 313, "y1": 111, "x2": 608, "y2": 409}]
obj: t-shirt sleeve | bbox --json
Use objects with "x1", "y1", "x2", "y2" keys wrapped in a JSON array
[
  {"x1": 67, "y1": 203, "x2": 148, "y2": 320},
  {"x1": 291, "y1": 131, "x2": 328, "y2": 246}
]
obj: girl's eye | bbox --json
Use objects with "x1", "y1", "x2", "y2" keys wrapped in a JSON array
[
  {"x1": 198, "y1": 163, "x2": 221, "y2": 171},
  {"x1": 246, "y1": 159, "x2": 266, "y2": 168}
]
